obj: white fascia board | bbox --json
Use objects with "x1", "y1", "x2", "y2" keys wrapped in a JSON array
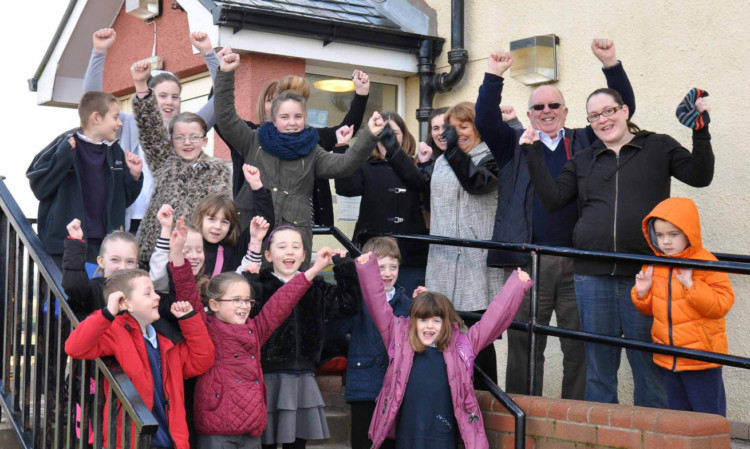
[
  {"x1": 181, "y1": 0, "x2": 220, "y2": 54},
  {"x1": 216, "y1": 27, "x2": 418, "y2": 77},
  {"x1": 36, "y1": 0, "x2": 123, "y2": 107}
]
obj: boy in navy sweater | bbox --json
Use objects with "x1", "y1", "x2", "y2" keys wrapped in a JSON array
[{"x1": 27, "y1": 91, "x2": 143, "y2": 265}]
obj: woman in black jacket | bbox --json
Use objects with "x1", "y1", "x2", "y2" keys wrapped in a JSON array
[
  {"x1": 520, "y1": 87, "x2": 714, "y2": 409},
  {"x1": 335, "y1": 112, "x2": 430, "y2": 294}
]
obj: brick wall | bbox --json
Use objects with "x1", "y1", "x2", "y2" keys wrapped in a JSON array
[{"x1": 316, "y1": 375, "x2": 731, "y2": 449}]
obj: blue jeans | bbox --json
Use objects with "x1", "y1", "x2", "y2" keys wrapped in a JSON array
[{"x1": 574, "y1": 274, "x2": 667, "y2": 408}]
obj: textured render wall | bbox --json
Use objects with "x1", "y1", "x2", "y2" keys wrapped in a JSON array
[{"x1": 409, "y1": 1, "x2": 750, "y2": 421}]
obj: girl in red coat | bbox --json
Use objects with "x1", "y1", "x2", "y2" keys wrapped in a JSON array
[{"x1": 167, "y1": 216, "x2": 336, "y2": 449}]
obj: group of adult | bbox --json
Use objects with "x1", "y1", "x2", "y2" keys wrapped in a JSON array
[{"x1": 84, "y1": 27, "x2": 714, "y2": 407}]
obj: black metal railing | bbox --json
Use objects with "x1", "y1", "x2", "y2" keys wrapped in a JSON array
[
  {"x1": 0, "y1": 179, "x2": 157, "y2": 449},
  {"x1": 314, "y1": 226, "x2": 750, "y2": 449}
]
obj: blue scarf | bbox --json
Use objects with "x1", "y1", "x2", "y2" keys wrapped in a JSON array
[{"x1": 258, "y1": 122, "x2": 320, "y2": 160}]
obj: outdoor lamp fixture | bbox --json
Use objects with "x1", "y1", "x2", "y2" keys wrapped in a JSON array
[
  {"x1": 126, "y1": 0, "x2": 160, "y2": 21},
  {"x1": 509, "y1": 34, "x2": 559, "y2": 85},
  {"x1": 313, "y1": 79, "x2": 355, "y2": 93}
]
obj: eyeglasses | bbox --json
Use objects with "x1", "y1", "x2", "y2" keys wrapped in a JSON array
[
  {"x1": 172, "y1": 135, "x2": 205, "y2": 143},
  {"x1": 215, "y1": 298, "x2": 255, "y2": 308},
  {"x1": 529, "y1": 102, "x2": 564, "y2": 111},
  {"x1": 586, "y1": 105, "x2": 623, "y2": 123}
]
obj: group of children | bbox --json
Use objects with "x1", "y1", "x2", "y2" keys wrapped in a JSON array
[{"x1": 27, "y1": 24, "x2": 735, "y2": 449}]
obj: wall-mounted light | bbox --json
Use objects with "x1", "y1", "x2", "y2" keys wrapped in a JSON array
[
  {"x1": 313, "y1": 79, "x2": 355, "y2": 93},
  {"x1": 126, "y1": 0, "x2": 161, "y2": 21},
  {"x1": 509, "y1": 34, "x2": 559, "y2": 86}
]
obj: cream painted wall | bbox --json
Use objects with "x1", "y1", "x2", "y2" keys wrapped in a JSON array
[{"x1": 405, "y1": 0, "x2": 750, "y2": 421}]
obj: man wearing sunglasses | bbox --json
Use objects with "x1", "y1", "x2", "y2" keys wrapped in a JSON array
[{"x1": 475, "y1": 38, "x2": 635, "y2": 401}]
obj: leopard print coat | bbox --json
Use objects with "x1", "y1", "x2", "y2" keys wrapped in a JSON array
[{"x1": 133, "y1": 93, "x2": 231, "y2": 265}]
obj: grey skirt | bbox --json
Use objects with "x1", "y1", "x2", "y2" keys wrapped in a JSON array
[{"x1": 261, "y1": 372, "x2": 329, "y2": 444}]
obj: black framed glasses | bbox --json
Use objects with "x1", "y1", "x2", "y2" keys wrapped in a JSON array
[
  {"x1": 215, "y1": 298, "x2": 255, "y2": 308},
  {"x1": 529, "y1": 102, "x2": 564, "y2": 111},
  {"x1": 172, "y1": 135, "x2": 205, "y2": 143},
  {"x1": 586, "y1": 105, "x2": 623, "y2": 123}
]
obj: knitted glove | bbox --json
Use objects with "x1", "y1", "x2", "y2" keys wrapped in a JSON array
[
  {"x1": 676, "y1": 88, "x2": 710, "y2": 130},
  {"x1": 378, "y1": 125, "x2": 400, "y2": 160}
]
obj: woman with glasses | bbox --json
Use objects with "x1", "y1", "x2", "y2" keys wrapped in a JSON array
[
  {"x1": 129, "y1": 59, "x2": 231, "y2": 266},
  {"x1": 520, "y1": 87, "x2": 714, "y2": 408}
]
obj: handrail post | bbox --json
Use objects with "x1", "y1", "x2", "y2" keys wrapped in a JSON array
[{"x1": 526, "y1": 251, "x2": 539, "y2": 396}]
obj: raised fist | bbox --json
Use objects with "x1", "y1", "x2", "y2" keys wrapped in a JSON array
[{"x1": 93, "y1": 28, "x2": 117, "y2": 53}]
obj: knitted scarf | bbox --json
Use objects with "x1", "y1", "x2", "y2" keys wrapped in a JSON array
[{"x1": 258, "y1": 122, "x2": 320, "y2": 160}]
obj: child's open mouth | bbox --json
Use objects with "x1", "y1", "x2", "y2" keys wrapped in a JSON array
[{"x1": 283, "y1": 258, "x2": 296, "y2": 267}]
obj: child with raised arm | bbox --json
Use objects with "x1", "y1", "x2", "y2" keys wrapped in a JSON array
[
  {"x1": 213, "y1": 49, "x2": 385, "y2": 267},
  {"x1": 83, "y1": 29, "x2": 222, "y2": 233},
  {"x1": 242, "y1": 225, "x2": 360, "y2": 449},
  {"x1": 130, "y1": 60, "x2": 232, "y2": 265},
  {"x1": 168, "y1": 217, "x2": 332, "y2": 449},
  {"x1": 65, "y1": 269, "x2": 214, "y2": 449},
  {"x1": 62, "y1": 218, "x2": 139, "y2": 319},
  {"x1": 27, "y1": 91, "x2": 143, "y2": 266},
  {"x1": 632, "y1": 197, "x2": 734, "y2": 416},
  {"x1": 355, "y1": 252, "x2": 533, "y2": 449}
]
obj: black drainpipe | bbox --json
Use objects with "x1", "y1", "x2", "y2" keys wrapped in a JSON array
[{"x1": 416, "y1": 0, "x2": 469, "y2": 140}]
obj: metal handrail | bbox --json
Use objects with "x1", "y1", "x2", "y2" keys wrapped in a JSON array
[
  {"x1": 314, "y1": 226, "x2": 750, "y2": 449},
  {"x1": 0, "y1": 179, "x2": 157, "y2": 449}
]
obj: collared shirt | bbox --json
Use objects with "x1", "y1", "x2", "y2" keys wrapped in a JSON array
[
  {"x1": 272, "y1": 271, "x2": 300, "y2": 284},
  {"x1": 76, "y1": 131, "x2": 115, "y2": 147},
  {"x1": 536, "y1": 128, "x2": 565, "y2": 151},
  {"x1": 386, "y1": 288, "x2": 396, "y2": 302},
  {"x1": 143, "y1": 324, "x2": 158, "y2": 349}
]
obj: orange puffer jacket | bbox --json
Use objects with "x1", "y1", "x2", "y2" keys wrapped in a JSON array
[{"x1": 631, "y1": 197, "x2": 734, "y2": 371}]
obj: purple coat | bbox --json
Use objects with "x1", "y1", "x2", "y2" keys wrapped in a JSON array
[{"x1": 355, "y1": 257, "x2": 532, "y2": 449}]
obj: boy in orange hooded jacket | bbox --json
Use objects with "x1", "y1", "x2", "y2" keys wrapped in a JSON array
[{"x1": 631, "y1": 197, "x2": 733, "y2": 416}]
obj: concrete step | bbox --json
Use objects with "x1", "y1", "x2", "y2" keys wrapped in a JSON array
[
  {"x1": 318, "y1": 408, "x2": 350, "y2": 445},
  {"x1": 307, "y1": 444, "x2": 351, "y2": 449},
  {"x1": 0, "y1": 409, "x2": 22, "y2": 449}
]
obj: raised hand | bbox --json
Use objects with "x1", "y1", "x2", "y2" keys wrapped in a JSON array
[
  {"x1": 378, "y1": 125, "x2": 399, "y2": 158},
  {"x1": 242, "y1": 164, "x2": 263, "y2": 190},
  {"x1": 157, "y1": 204, "x2": 174, "y2": 229},
  {"x1": 125, "y1": 151, "x2": 143, "y2": 180},
  {"x1": 442, "y1": 124, "x2": 458, "y2": 151},
  {"x1": 190, "y1": 31, "x2": 213, "y2": 54},
  {"x1": 591, "y1": 38, "x2": 617, "y2": 68},
  {"x1": 516, "y1": 268, "x2": 531, "y2": 283},
  {"x1": 249, "y1": 216, "x2": 270, "y2": 242},
  {"x1": 93, "y1": 28, "x2": 117, "y2": 53},
  {"x1": 169, "y1": 216, "x2": 188, "y2": 265},
  {"x1": 417, "y1": 141, "x2": 433, "y2": 163},
  {"x1": 352, "y1": 69, "x2": 370, "y2": 96},
  {"x1": 501, "y1": 105, "x2": 517, "y2": 121},
  {"x1": 412, "y1": 286, "x2": 429, "y2": 298},
  {"x1": 336, "y1": 125, "x2": 354, "y2": 146},
  {"x1": 331, "y1": 249, "x2": 349, "y2": 259},
  {"x1": 67, "y1": 218, "x2": 84, "y2": 240},
  {"x1": 488, "y1": 51, "x2": 513, "y2": 77},
  {"x1": 107, "y1": 291, "x2": 125, "y2": 317},
  {"x1": 244, "y1": 263, "x2": 260, "y2": 274},
  {"x1": 519, "y1": 126, "x2": 539, "y2": 145},
  {"x1": 695, "y1": 97, "x2": 711, "y2": 113},
  {"x1": 635, "y1": 266, "x2": 654, "y2": 298},
  {"x1": 675, "y1": 267, "x2": 694, "y2": 290},
  {"x1": 216, "y1": 46, "x2": 231, "y2": 59},
  {"x1": 356, "y1": 251, "x2": 373, "y2": 265},
  {"x1": 368, "y1": 111, "x2": 385, "y2": 136},
  {"x1": 306, "y1": 247, "x2": 334, "y2": 280},
  {"x1": 220, "y1": 49, "x2": 240, "y2": 72},
  {"x1": 131, "y1": 59, "x2": 151, "y2": 95},
  {"x1": 171, "y1": 301, "x2": 194, "y2": 319}
]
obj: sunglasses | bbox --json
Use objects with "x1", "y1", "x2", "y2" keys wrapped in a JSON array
[{"x1": 529, "y1": 102, "x2": 564, "y2": 111}]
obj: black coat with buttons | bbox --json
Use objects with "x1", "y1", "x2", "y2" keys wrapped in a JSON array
[{"x1": 334, "y1": 152, "x2": 430, "y2": 268}]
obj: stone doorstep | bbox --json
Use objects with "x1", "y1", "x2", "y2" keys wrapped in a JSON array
[{"x1": 732, "y1": 421, "x2": 750, "y2": 441}]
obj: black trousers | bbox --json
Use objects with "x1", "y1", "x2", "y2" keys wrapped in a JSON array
[{"x1": 350, "y1": 401, "x2": 394, "y2": 449}]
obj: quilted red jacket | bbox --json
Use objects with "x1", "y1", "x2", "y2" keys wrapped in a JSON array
[
  {"x1": 169, "y1": 260, "x2": 313, "y2": 436},
  {"x1": 64, "y1": 306, "x2": 214, "y2": 449}
]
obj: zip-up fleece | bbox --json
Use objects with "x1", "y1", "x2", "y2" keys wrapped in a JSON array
[
  {"x1": 169, "y1": 260, "x2": 313, "y2": 436},
  {"x1": 631, "y1": 197, "x2": 734, "y2": 371},
  {"x1": 523, "y1": 127, "x2": 714, "y2": 275},
  {"x1": 65, "y1": 308, "x2": 214, "y2": 449},
  {"x1": 356, "y1": 255, "x2": 532, "y2": 449}
]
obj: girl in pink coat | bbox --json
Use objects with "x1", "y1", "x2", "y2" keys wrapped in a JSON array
[{"x1": 355, "y1": 252, "x2": 533, "y2": 449}]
